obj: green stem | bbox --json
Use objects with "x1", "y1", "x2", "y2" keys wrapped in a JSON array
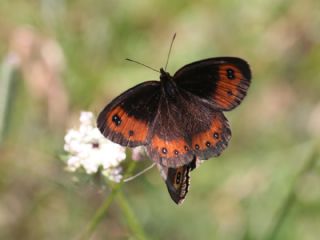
[
  {"x1": 116, "y1": 191, "x2": 148, "y2": 240},
  {"x1": 79, "y1": 161, "x2": 137, "y2": 240},
  {"x1": 265, "y1": 144, "x2": 319, "y2": 240}
]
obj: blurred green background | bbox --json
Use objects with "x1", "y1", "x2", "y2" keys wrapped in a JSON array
[{"x1": 1, "y1": 0, "x2": 320, "y2": 239}]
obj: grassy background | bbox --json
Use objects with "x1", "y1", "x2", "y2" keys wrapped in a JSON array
[{"x1": 0, "y1": 0, "x2": 320, "y2": 239}]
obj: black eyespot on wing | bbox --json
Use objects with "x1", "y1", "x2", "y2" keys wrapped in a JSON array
[{"x1": 112, "y1": 114, "x2": 122, "y2": 126}]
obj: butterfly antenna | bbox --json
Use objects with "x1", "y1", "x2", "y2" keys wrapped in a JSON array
[
  {"x1": 123, "y1": 162, "x2": 156, "y2": 182},
  {"x1": 164, "y1": 33, "x2": 176, "y2": 71},
  {"x1": 125, "y1": 58, "x2": 159, "y2": 73}
]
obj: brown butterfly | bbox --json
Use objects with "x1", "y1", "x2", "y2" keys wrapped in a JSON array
[{"x1": 97, "y1": 40, "x2": 251, "y2": 204}]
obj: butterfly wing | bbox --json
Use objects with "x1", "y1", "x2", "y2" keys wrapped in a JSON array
[
  {"x1": 173, "y1": 57, "x2": 251, "y2": 111},
  {"x1": 157, "y1": 156, "x2": 203, "y2": 204},
  {"x1": 97, "y1": 81, "x2": 161, "y2": 147},
  {"x1": 147, "y1": 89, "x2": 231, "y2": 168},
  {"x1": 191, "y1": 110, "x2": 231, "y2": 160},
  {"x1": 157, "y1": 163, "x2": 191, "y2": 204},
  {"x1": 146, "y1": 89, "x2": 197, "y2": 168}
]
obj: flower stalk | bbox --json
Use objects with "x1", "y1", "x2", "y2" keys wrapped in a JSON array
[
  {"x1": 79, "y1": 160, "x2": 138, "y2": 240},
  {"x1": 116, "y1": 191, "x2": 148, "y2": 240}
]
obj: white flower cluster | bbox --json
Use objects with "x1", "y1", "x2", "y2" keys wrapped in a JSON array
[{"x1": 64, "y1": 112, "x2": 126, "y2": 182}]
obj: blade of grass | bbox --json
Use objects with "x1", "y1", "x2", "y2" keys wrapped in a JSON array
[
  {"x1": 264, "y1": 143, "x2": 319, "y2": 240},
  {"x1": 0, "y1": 55, "x2": 18, "y2": 143}
]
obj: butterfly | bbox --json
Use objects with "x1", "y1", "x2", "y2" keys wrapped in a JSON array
[{"x1": 97, "y1": 53, "x2": 251, "y2": 204}]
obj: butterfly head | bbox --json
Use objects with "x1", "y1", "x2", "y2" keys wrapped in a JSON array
[
  {"x1": 159, "y1": 68, "x2": 178, "y2": 98},
  {"x1": 160, "y1": 68, "x2": 172, "y2": 82}
]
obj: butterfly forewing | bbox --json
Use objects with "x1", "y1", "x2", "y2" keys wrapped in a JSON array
[
  {"x1": 97, "y1": 81, "x2": 160, "y2": 147},
  {"x1": 173, "y1": 57, "x2": 251, "y2": 111}
]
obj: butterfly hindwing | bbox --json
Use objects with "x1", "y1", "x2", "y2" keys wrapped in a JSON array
[
  {"x1": 147, "y1": 90, "x2": 201, "y2": 168},
  {"x1": 191, "y1": 111, "x2": 231, "y2": 160},
  {"x1": 97, "y1": 81, "x2": 160, "y2": 147},
  {"x1": 160, "y1": 164, "x2": 190, "y2": 205},
  {"x1": 157, "y1": 156, "x2": 203, "y2": 204},
  {"x1": 148, "y1": 134, "x2": 194, "y2": 167},
  {"x1": 173, "y1": 57, "x2": 251, "y2": 111},
  {"x1": 147, "y1": 89, "x2": 231, "y2": 167}
]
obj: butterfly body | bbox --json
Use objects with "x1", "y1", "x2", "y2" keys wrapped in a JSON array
[
  {"x1": 159, "y1": 68, "x2": 178, "y2": 98},
  {"x1": 97, "y1": 57, "x2": 251, "y2": 204}
]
